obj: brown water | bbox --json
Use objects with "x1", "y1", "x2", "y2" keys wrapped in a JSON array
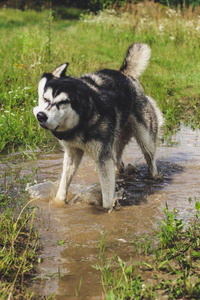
[{"x1": 1, "y1": 126, "x2": 200, "y2": 299}]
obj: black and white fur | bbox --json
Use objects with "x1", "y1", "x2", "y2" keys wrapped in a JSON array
[{"x1": 33, "y1": 43, "x2": 163, "y2": 210}]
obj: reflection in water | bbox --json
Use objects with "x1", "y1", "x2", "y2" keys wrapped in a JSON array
[{"x1": 1, "y1": 126, "x2": 200, "y2": 299}]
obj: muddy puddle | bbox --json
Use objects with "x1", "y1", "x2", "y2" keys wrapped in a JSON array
[{"x1": 1, "y1": 125, "x2": 200, "y2": 299}]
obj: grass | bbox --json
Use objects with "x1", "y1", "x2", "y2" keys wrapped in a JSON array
[
  {"x1": 0, "y1": 3, "x2": 200, "y2": 152},
  {"x1": 0, "y1": 168, "x2": 41, "y2": 299},
  {"x1": 94, "y1": 201, "x2": 200, "y2": 299}
]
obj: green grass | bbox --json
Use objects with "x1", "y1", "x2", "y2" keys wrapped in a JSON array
[
  {"x1": 94, "y1": 201, "x2": 200, "y2": 299},
  {"x1": 0, "y1": 3, "x2": 200, "y2": 152}
]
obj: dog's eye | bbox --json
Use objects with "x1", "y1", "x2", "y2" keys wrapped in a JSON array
[
  {"x1": 58, "y1": 100, "x2": 70, "y2": 106},
  {"x1": 44, "y1": 98, "x2": 50, "y2": 103},
  {"x1": 56, "y1": 100, "x2": 70, "y2": 108}
]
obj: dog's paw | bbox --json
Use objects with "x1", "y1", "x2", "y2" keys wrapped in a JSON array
[
  {"x1": 125, "y1": 163, "x2": 138, "y2": 175},
  {"x1": 96, "y1": 205, "x2": 114, "y2": 213},
  {"x1": 51, "y1": 197, "x2": 66, "y2": 208},
  {"x1": 152, "y1": 173, "x2": 163, "y2": 180}
]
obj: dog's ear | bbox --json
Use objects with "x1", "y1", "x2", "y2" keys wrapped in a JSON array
[{"x1": 53, "y1": 63, "x2": 69, "y2": 78}]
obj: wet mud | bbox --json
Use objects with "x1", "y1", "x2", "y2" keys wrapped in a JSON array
[{"x1": 1, "y1": 126, "x2": 200, "y2": 299}]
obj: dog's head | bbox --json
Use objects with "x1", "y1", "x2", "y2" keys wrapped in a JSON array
[{"x1": 33, "y1": 63, "x2": 93, "y2": 134}]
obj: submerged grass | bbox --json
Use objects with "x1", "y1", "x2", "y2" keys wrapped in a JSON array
[
  {"x1": 95, "y1": 201, "x2": 200, "y2": 299},
  {"x1": 0, "y1": 2, "x2": 200, "y2": 152}
]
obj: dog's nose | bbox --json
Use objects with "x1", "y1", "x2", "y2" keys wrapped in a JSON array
[{"x1": 37, "y1": 112, "x2": 48, "y2": 123}]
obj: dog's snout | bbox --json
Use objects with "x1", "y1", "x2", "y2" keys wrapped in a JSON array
[{"x1": 37, "y1": 112, "x2": 48, "y2": 123}]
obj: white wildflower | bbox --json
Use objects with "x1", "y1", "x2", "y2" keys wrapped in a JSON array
[
  {"x1": 142, "y1": 284, "x2": 146, "y2": 292},
  {"x1": 159, "y1": 24, "x2": 164, "y2": 32},
  {"x1": 168, "y1": 8, "x2": 177, "y2": 15}
]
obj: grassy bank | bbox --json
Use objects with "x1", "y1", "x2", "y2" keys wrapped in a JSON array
[
  {"x1": 95, "y1": 202, "x2": 200, "y2": 299},
  {"x1": 0, "y1": 3, "x2": 200, "y2": 152}
]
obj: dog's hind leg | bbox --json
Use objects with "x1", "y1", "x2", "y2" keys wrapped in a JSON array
[
  {"x1": 53, "y1": 147, "x2": 84, "y2": 206},
  {"x1": 97, "y1": 158, "x2": 115, "y2": 210},
  {"x1": 134, "y1": 125, "x2": 159, "y2": 178},
  {"x1": 114, "y1": 121, "x2": 133, "y2": 173}
]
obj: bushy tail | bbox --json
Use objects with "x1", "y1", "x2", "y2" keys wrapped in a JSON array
[{"x1": 120, "y1": 43, "x2": 151, "y2": 78}]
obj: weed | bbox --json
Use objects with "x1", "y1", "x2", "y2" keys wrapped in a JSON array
[
  {"x1": 97, "y1": 231, "x2": 108, "y2": 262},
  {"x1": 46, "y1": 9, "x2": 53, "y2": 64},
  {"x1": 131, "y1": 235, "x2": 154, "y2": 255},
  {"x1": 154, "y1": 205, "x2": 185, "y2": 249},
  {"x1": 56, "y1": 240, "x2": 65, "y2": 245},
  {"x1": 37, "y1": 258, "x2": 55, "y2": 280},
  {"x1": 58, "y1": 266, "x2": 62, "y2": 279},
  {"x1": 74, "y1": 276, "x2": 82, "y2": 297}
]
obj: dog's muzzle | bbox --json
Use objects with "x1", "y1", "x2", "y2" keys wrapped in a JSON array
[{"x1": 36, "y1": 111, "x2": 59, "y2": 131}]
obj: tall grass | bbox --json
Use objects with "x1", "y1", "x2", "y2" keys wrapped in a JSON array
[{"x1": 0, "y1": 3, "x2": 200, "y2": 153}]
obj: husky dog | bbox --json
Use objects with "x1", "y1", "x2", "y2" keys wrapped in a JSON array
[{"x1": 33, "y1": 43, "x2": 163, "y2": 210}]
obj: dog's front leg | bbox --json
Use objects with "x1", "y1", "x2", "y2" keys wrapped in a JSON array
[
  {"x1": 53, "y1": 147, "x2": 84, "y2": 206},
  {"x1": 97, "y1": 158, "x2": 115, "y2": 210}
]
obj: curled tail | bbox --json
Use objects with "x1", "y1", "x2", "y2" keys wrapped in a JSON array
[{"x1": 120, "y1": 43, "x2": 151, "y2": 78}]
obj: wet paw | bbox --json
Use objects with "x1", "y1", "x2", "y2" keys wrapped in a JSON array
[
  {"x1": 95, "y1": 205, "x2": 113, "y2": 213},
  {"x1": 125, "y1": 163, "x2": 138, "y2": 175},
  {"x1": 51, "y1": 197, "x2": 66, "y2": 208},
  {"x1": 116, "y1": 163, "x2": 125, "y2": 174},
  {"x1": 152, "y1": 173, "x2": 163, "y2": 180}
]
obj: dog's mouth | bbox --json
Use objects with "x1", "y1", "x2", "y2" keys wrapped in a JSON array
[
  {"x1": 39, "y1": 123, "x2": 60, "y2": 131},
  {"x1": 39, "y1": 122, "x2": 49, "y2": 130},
  {"x1": 54, "y1": 125, "x2": 60, "y2": 131}
]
